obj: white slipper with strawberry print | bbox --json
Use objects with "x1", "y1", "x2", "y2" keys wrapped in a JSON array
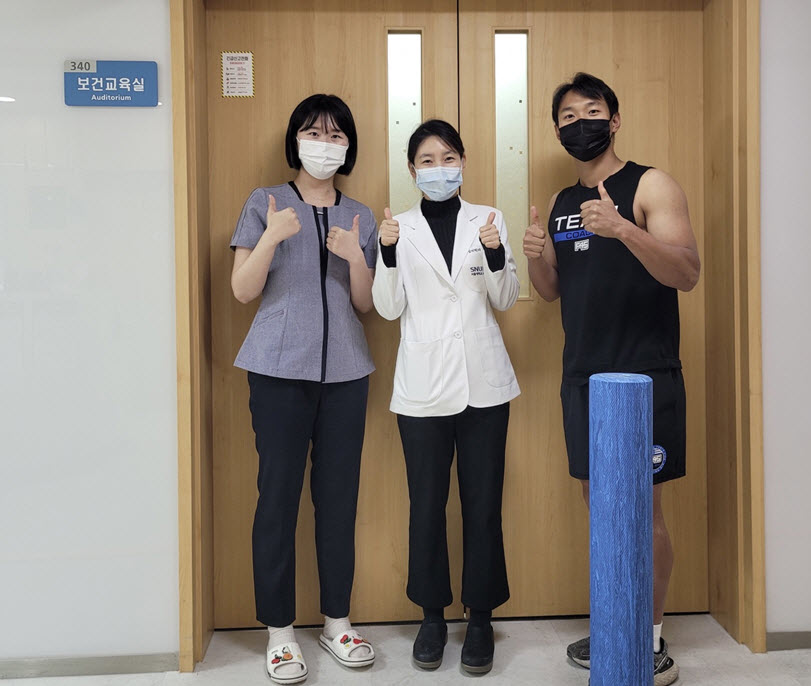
[
  {"x1": 318, "y1": 629, "x2": 375, "y2": 668},
  {"x1": 266, "y1": 641, "x2": 308, "y2": 684}
]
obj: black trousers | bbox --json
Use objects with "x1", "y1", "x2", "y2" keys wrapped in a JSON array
[
  {"x1": 397, "y1": 403, "x2": 511, "y2": 611},
  {"x1": 247, "y1": 372, "x2": 369, "y2": 627}
]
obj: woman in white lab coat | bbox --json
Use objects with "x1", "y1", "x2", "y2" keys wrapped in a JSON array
[{"x1": 372, "y1": 119, "x2": 520, "y2": 675}]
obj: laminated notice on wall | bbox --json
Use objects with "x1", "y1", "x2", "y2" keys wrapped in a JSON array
[{"x1": 222, "y1": 52, "x2": 254, "y2": 97}]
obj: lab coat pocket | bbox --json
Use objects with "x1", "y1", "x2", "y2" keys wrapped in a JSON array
[
  {"x1": 395, "y1": 339, "x2": 443, "y2": 404},
  {"x1": 475, "y1": 325, "x2": 514, "y2": 388},
  {"x1": 462, "y1": 251, "x2": 487, "y2": 293}
]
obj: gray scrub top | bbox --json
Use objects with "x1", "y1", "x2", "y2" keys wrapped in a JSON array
[{"x1": 230, "y1": 182, "x2": 377, "y2": 383}]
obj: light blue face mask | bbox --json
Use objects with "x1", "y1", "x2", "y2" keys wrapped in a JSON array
[{"x1": 415, "y1": 165, "x2": 463, "y2": 202}]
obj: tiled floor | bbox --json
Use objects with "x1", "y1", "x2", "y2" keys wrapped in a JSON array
[{"x1": 5, "y1": 615, "x2": 811, "y2": 685}]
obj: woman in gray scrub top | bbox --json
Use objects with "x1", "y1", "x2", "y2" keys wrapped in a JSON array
[{"x1": 230, "y1": 94, "x2": 377, "y2": 685}]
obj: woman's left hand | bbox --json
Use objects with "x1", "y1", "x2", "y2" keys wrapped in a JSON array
[
  {"x1": 327, "y1": 214, "x2": 363, "y2": 262},
  {"x1": 479, "y1": 212, "x2": 501, "y2": 249}
]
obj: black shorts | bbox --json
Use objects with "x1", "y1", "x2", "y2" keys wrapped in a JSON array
[{"x1": 560, "y1": 367, "x2": 686, "y2": 484}]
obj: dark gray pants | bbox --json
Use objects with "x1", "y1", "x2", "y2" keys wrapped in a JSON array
[
  {"x1": 397, "y1": 403, "x2": 511, "y2": 612},
  {"x1": 248, "y1": 372, "x2": 369, "y2": 627}
]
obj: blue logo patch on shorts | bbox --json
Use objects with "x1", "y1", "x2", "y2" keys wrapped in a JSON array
[{"x1": 652, "y1": 445, "x2": 667, "y2": 474}]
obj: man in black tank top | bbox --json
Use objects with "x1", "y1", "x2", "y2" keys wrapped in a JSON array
[{"x1": 523, "y1": 73, "x2": 700, "y2": 686}]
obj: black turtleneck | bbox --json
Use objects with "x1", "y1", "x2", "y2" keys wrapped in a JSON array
[
  {"x1": 380, "y1": 196, "x2": 505, "y2": 272},
  {"x1": 421, "y1": 196, "x2": 460, "y2": 271}
]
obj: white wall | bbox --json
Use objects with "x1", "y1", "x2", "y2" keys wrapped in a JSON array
[
  {"x1": 762, "y1": 0, "x2": 811, "y2": 634},
  {"x1": 0, "y1": 0, "x2": 178, "y2": 659}
]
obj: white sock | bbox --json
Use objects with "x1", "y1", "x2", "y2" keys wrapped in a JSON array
[
  {"x1": 267, "y1": 625, "x2": 304, "y2": 678},
  {"x1": 323, "y1": 616, "x2": 371, "y2": 658},
  {"x1": 323, "y1": 616, "x2": 351, "y2": 639},
  {"x1": 654, "y1": 622, "x2": 663, "y2": 653}
]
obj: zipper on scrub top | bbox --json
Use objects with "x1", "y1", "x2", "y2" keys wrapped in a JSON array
[{"x1": 312, "y1": 206, "x2": 330, "y2": 383}]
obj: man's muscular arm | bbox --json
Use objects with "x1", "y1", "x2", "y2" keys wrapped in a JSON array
[{"x1": 580, "y1": 170, "x2": 700, "y2": 291}]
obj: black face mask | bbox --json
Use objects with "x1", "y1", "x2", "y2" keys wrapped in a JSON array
[{"x1": 558, "y1": 118, "x2": 612, "y2": 162}]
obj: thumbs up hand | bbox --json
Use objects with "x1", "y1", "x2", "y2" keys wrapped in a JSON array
[
  {"x1": 265, "y1": 194, "x2": 302, "y2": 244},
  {"x1": 523, "y1": 205, "x2": 546, "y2": 259},
  {"x1": 579, "y1": 181, "x2": 624, "y2": 238},
  {"x1": 379, "y1": 207, "x2": 400, "y2": 247},
  {"x1": 479, "y1": 211, "x2": 501, "y2": 249},
  {"x1": 327, "y1": 213, "x2": 363, "y2": 262}
]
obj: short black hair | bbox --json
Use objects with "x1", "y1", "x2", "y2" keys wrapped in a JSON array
[
  {"x1": 551, "y1": 73, "x2": 619, "y2": 126},
  {"x1": 407, "y1": 119, "x2": 465, "y2": 165},
  {"x1": 285, "y1": 94, "x2": 357, "y2": 175}
]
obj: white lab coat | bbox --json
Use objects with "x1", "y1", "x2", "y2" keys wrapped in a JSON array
[{"x1": 372, "y1": 198, "x2": 521, "y2": 417}]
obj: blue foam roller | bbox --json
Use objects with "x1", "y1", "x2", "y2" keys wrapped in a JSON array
[{"x1": 589, "y1": 372, "x2": 653, "y2": 686}]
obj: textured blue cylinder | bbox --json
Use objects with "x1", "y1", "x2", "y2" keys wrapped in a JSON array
[{"x1": 589, "y1": 373, "x2": 653, "y2": 686}]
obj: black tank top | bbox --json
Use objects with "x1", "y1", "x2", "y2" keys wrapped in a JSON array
[{"x1": 549, "y1": 161, "x2": 681, "y2": 383}]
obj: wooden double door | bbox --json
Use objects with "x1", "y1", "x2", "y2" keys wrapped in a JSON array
[{"x1": 206, "y1": 0, "x2": 708, "y2": 628}]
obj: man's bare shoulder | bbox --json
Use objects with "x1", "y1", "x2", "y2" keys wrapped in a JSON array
[
  {"x1": 547, "y1": 190, "x2": 561, "y2": 217},
  {"x1": 638, "y1": 167, "x2": 687, "y2": 205}
]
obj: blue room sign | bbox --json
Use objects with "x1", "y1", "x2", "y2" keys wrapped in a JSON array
[{"x1": 64, "y1": 60, "x2": 158, "y2": 107}]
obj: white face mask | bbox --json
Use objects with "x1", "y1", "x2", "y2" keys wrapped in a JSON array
[
  {"x1": 297, "y1": 138, "x2": 348, "y2": 180},
  {"x1": 415, "y1": 165, "x2": 463, "y2": 202}
]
